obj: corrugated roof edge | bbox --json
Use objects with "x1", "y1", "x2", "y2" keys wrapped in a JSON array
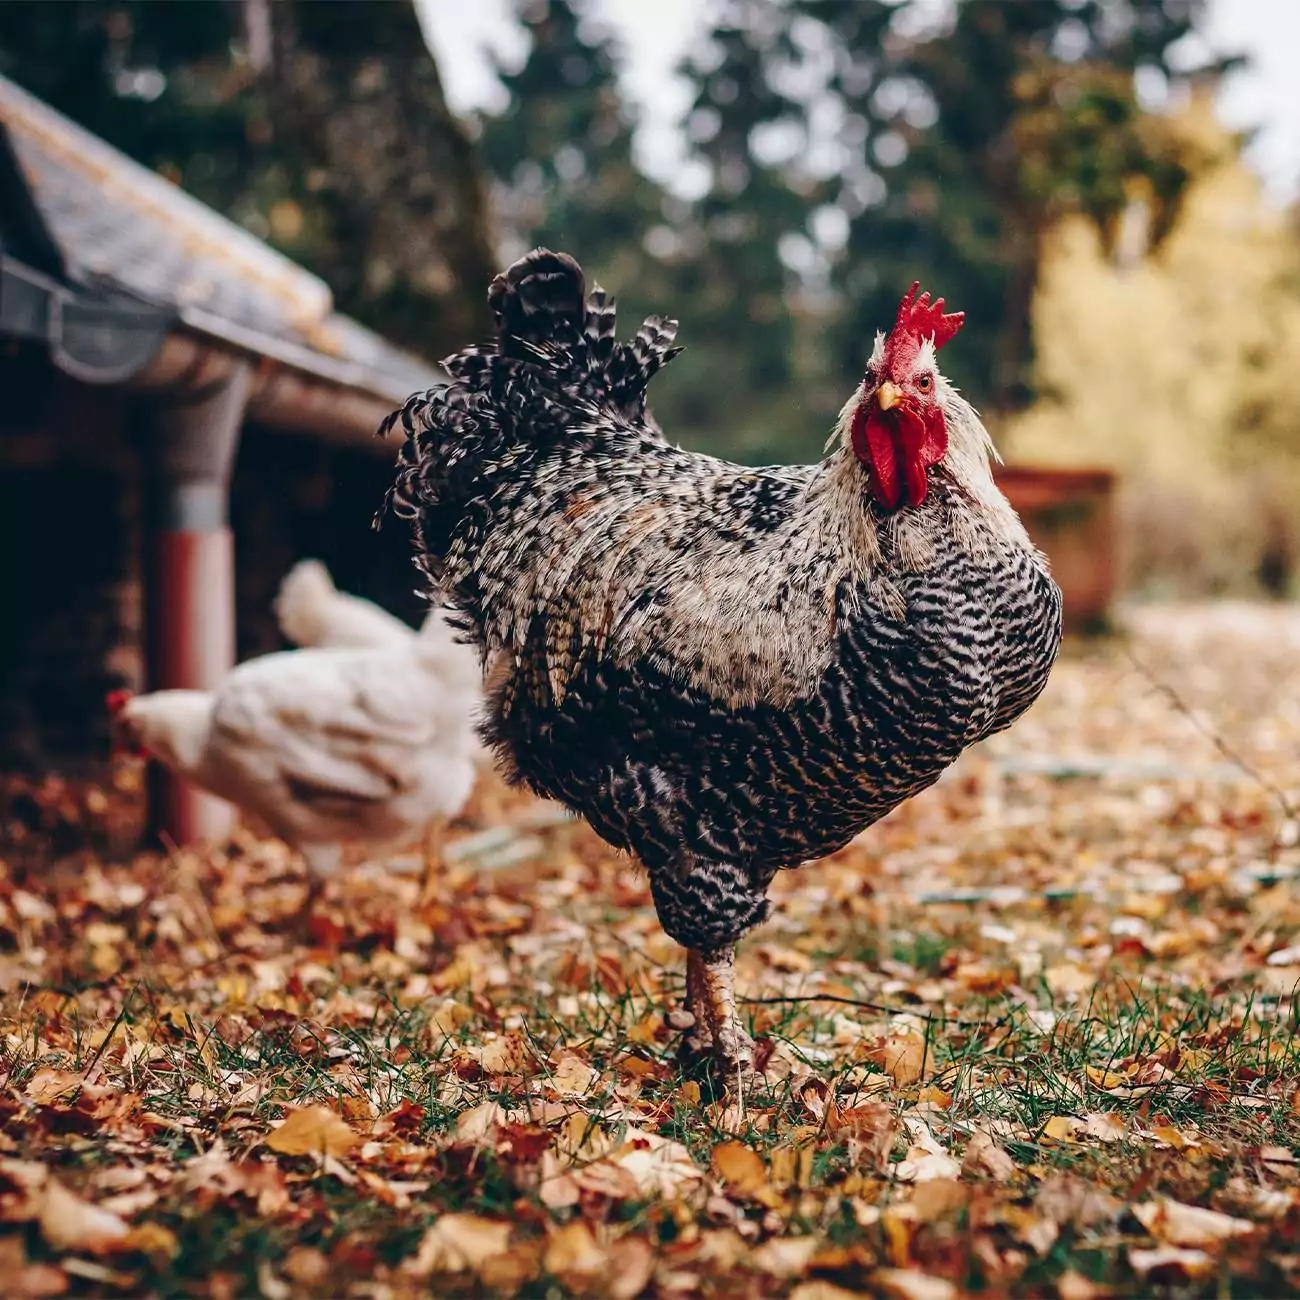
[
  {"x1": 178, "y1": 304, "x2": 440, "y2": 406},
  {"x1": 0, "y1": 73, "x2": 332, "y2": 328}
]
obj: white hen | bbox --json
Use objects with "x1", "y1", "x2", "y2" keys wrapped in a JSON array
[
  {"x1": 275, "y1": 558, "x2": 417, "y2": 651},
  {"x1": 110, "y1": 605, "x2": 483, "y2": 917}
]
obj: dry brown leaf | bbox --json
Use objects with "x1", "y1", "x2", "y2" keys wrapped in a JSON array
[
  {"x1": 1128, "y1": 1246, "x2": 1215, "y2": 1282},
  {"x1": 873, "y1": 1266, "x2": 959, "y2": 1300},
  {"x1": 412, "y1": 1213, "x2": 512, "y2": 1277},
  {"x1": 1056, "y1": 1269, "x2": 1109, "y2": 1300},
  {"x1": 549, "y1": 1051, "x2": 599, "y2": 1097},
  {"x1": 544, "y1": 1221, "x2": 607, "y2": 1290},
  {"x1": 38, "y1": 1180, "x2": 129, "y2": 1254},
  {"x1": 264, "y1": 1105, "x2": 361, "y2": 1159},
  {"x1": 1080, "y1": 1112, "x2": 1126, "y2": 1143},
  {"x1": 605, "y1": 1236, "x2": 656, "y2": 1300},
  {"x1": 712, "y1": 1141, "x2": 782, "y2": 1207},
  {"x1": 788, "y1": 1283, "x2": 864, "y2": 1300},
  {"x1": 870, "y1": 1032, "x2": 931, "y2": 1086},
  {"x1": 751, "y1": 1235, "x2": 820, "y2": 1278},
  {"x1": 962, "y1": 1131, "x2": 1016, "y2": 1181},
  {"x1": 476, "y1": 1033, "x2": 533, "y2": 1075},
  {"x1": 23, "y1": 1071, "x2": 84, "y2": 1106},
  {"x1": 1133, "y1": 1197, "x2": 1255, "y2": 1249}
]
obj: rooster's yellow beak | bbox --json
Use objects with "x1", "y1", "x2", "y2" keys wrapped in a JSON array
[{"x1": 876, "y1": 380, "x2": 902, "y2": 411}]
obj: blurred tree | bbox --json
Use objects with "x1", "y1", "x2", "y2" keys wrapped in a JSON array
[
  {"x1": 0, "y1": 0, "x2": 494, "y2": 357},
  {"x1": 480, "y1": 0, "x2": 825, "y2": 458},
  {"x1": 833, "y1": 0, "x2": 1227, "y2": 417}
]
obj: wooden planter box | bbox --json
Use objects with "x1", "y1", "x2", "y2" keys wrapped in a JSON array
[{"x1": 994, "y1": 465, "x2": 1117, "y2": 634}]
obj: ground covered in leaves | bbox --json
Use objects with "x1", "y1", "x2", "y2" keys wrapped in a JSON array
[{"x1": 2, "y1": 603, "x2": 1300, "y2": 1298}]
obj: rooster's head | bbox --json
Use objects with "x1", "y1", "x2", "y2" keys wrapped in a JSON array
[{"x1": 849, "y1": 283, "x2": 965, "y2": 511}]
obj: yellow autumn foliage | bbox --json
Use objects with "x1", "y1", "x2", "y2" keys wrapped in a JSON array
[{"x1": 1006, "y1": 92, "x2": 1300, "y2": 593}]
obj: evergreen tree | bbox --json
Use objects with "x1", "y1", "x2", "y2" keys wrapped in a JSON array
[{"x1": 0, "y1": 0, "x2": 495, "y2": 358}]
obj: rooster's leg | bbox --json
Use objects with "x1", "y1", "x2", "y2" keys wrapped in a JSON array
[
  {"x1": 695, "y1": 946, "x2": 754, "y2": 1078},
  {"x1": 674, "y1": 949, "x2": 715, "y2": 1057}
]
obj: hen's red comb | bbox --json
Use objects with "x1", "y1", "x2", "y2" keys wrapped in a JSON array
[
  {"x1": 105, "y1": 689, "x2": 133, "y2": 716},
  {"x1": 892, "y1": 282, "x2": 964, "y2": 350}
]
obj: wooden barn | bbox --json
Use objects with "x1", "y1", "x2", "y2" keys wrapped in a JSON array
[{"x1": 0, "y1": 73, "x2": 440, "y2": 845}]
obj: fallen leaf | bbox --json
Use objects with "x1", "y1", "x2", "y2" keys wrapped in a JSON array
[
  {"x1": 1133, "y1": 1197, "x2": 1255, "y2": 1249},
  {"x1": 751, "y1": 1235, "x2": 820, "y2": 1278},
  {"x1": 23, "y1": 1071, "x2": 84, "y2": 1106},
  {"x1": 412, "y1": 1213, "x2": 512, "y2": 1277},
  {"x1": 712, "y1": 1141, "x2": 780, "y2": 1206},
  {"x1": 549, "y1": 1051, "x2": 599, "y2": 1097},
  {"x1": 789, "y1": 1284, "x2": 863, "y2": 1300},
  {"x1": 962, "y1": 1131, "x2": 1015, "y2": 1181},
  {"x1": 38, "y1": 1180, "x2": 129, "y2": 1254},
  {"x1": 264, "y1": 1106, "x2": 360, "y2": 1159},
  {"x1": 870, "y1": 1032, "x2": 931, "y2": 1086},
  {"x1": 873, "y1": 1266, "x2": 959, "y2": 1300},
  {"x1": 1128, "y1": 1246, "x2": 1215, "y2": 1282},
  {"x1": 1080, "y1": 1112, "x2": 1126, "y2": 1143},
  {"x1": 543, "y1": 1220, "x2": 607, "y2": 1289}
]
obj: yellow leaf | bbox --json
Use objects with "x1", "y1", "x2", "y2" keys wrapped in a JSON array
[
  {"x1": 427, "y1": 999, "x2": 473, "y2": 1046},
  {"x1": 264, "y1": 1105, "x2": 360, "y2": 1159},
  {"x1": 916, "y1": 1085, "x2": 952, "y2": 1108},
  {"x1": 123, "y1": 1221, "x2": 180, "y2": 1261},
  {"x1": 626, "y1": 1012, "x2": 663, "y2": 1046},
  {"x1": 1085, "y1": 1066, "x2": 1128, "y2": 1090},
  {"x1": 1041, "y1": 1115, "x2": 1078, "y2": 1143},
  {"x1": 712, "y1": 1141, "x2": 770, "y2": 1200},
  {"x1": 680, "y1": 1080, "x2": 701, "y2": 1106}
]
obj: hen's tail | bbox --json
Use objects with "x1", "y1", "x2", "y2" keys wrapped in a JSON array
[{"x1": 275, "y1": 560, "x2": 414, "y2": 651}]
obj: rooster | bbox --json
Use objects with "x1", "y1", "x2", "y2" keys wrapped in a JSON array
[
  {"x1": 382, "y1": 249, "x2": 1062, "y2": 1079},
  {"x1": 108, "y1": 598, "x2": 482, "y2": 931}
]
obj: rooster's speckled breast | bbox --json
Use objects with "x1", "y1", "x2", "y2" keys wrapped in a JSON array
[{"x1": 486, "y1": 527, "x2": 1062, "y2": 875}]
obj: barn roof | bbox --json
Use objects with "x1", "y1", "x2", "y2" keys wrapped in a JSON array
[{"x1": 0, "y1": 72, "x2": 439, "y2": 407}]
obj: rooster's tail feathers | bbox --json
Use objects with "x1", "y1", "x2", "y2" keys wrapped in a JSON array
[
  {"x1": 442, "y1": 247, "x2": 682, "y2": 415},
  {"x1": 490, "y1": 248, "x2": 587, "y2": 356}
]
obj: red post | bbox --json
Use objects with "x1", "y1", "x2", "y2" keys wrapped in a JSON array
[
  {"x1": 149, "y1": 526, "x2": 237, "y2": 844},
  {"x1": 146, "y1": 360, "x2": 249, "y2": 848}
]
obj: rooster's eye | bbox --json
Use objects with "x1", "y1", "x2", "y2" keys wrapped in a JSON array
[{"x1": 915, "y1": 374, "x2": 933, "y2": 393}]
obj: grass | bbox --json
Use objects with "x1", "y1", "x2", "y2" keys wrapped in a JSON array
[{"x1": 2, "y1": 602, "x2": 1300, "y2": 1296}]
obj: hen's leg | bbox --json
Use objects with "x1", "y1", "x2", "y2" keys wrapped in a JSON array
[
  {"x1": 649, "y1": 855, "x2": 771, "y2": 1083},
  {"x1": 419, "y1": 821, "x2": 445, "y2": 907},
  {"x1": 292, "y1": 844, "x2": 341, "y2": 945}
]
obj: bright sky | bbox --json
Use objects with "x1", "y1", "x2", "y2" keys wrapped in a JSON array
[{"x1": 417, "y1": 0, "x2": 1300, "y2": 207}]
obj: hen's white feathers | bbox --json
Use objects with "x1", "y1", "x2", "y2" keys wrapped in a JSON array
[
  {"x1": 122, "y1": 588, "x2": 484, "y2": 875},
  {"x1": 275, "y1": 558, "x2": 415, "y2": 650}
]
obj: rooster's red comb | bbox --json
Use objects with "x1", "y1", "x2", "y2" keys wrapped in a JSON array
[
  {"x1": 892, "y1": 282, "x2": 964, "y2": 351},
  {"x1": 105, "y1": 689, "x2": 133, "y2": 716}
]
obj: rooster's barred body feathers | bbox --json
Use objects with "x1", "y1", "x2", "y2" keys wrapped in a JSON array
[{"x1": 383, "y1": 249, "x2": 1061, "y2": 956}]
